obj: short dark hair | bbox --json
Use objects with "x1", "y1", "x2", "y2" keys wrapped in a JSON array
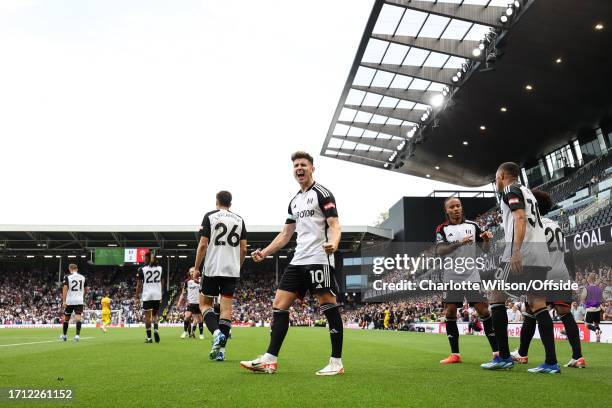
[
  {"x1": 443, "y1": 196, "x2": 461, "y2": 209},
  {"x1": 216, "y1": 190, "x2": 232, "y2": 207},
  {"x1": 498, "y1": 162, "x2": 520, "y2": 179},
  {"x1": 531, "y1": 189, "x2": 554, "y2": 214},
  {"x1": 144, "y1": 251, "x2": 155, "y2": 265},
  {"x1": 291, "y1": 151, "x2": 314, "y2": 164}
]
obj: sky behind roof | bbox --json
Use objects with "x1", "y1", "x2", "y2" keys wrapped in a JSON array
[{"x1": 0, "y1": 0, "x2": 490, "y2": 227}]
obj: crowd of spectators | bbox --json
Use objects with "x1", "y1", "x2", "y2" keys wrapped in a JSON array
[
  {"x1": 1, "y1": 261, "x2": 611, "y2": 327},
  {"x1": 474, "y1": 208, "x2": 502, "y2": 231},
  {"x1": 0, "y1": 267, "x2": 141, "y2": 325},
  {"x1": 0, "y1": 269, "x2": 61, "y2": 325},
  {"x1": 343, "y1": 297, "x2": 443, "y2": 330}
]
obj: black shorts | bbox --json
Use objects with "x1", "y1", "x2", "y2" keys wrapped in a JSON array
[
  {"x1": 64, "y1": 304, "x2": 84, "y2": 316},
  {"x1": 497, "y1": 262, "x2": 549, "y2": 298},
  {"x1": 546, "y1": 290, "x2": 573, "y2": 307},
  {"x1": 278, "y1": 264, "x2": 339, "y2": 299},
  {"x1": 443, "y1": 289, "x2": 487, "y2": 307},
  {"x1": 585, "y1": 310, "x2": 601, "y2": 325},
  {"x1": 200, "y1": 275, "x2": 237, "y2": 298},
  {"x1": 142, "y1": 300, "x2": 161, "y2": 314},
  {"x1": 186, "y1": 303, "x2": 201, "y2": 314}
]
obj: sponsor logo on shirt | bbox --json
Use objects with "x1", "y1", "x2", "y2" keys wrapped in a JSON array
[
  {"x1": 508, "y1": 198, "x2": 520, "y2": 205},
  {"x1": 296, "y1": 209, "x2": 315, "y2": 219}
]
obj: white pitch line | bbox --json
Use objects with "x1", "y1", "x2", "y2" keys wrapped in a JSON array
[{"x1": 0, "y1": 337, "x2": 94, "y2": 347}]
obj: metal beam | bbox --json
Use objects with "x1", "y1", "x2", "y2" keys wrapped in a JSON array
[
  {"x1": 326, "y1": 148, "x2": 391, "y2": 163},
  {"x1": 337, "y1": 120, "x2": 415, "y2": 137},
  {"x1": 51, "y1": 240, "x2": 83, "y2": 250},
  {"x1": 111, "y1": 232, "x2": 123, "y2": 247},
  {"x1": 344, "y1": 104, "x2": 425, "y2": 123},
  {"x1": 361, "y1": 62, "x2": 457, "y2": 85},
  {"x1": 152, "y1": 232, "x2": 164, "y2": 249},
  {"x1": 385, "y1": 0, "x2": 507, "y2": 28},
  {"x1": 372, "y1": 33, "x2": 483, "y2": 61},
  {"x1": 331, "y1": 135, "x2": 399, "y2": 151},
  {"x1": 68, "y1": 232, "x2": 85, "y2": 250},
  {"x1": 323, "y1": 151, "x2": 388, "y2": 168},
  {"x1": 350, "y1": 86, "x2": 442, "y2": 105}
]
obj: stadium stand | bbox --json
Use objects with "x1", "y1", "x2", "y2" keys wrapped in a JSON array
[
  {"x1": 3, "y1": 260, "x2": 610, "y2": 327},
  {"x1": 569, "y1": 204, "x2": 612, "y2": 234},
  {"x1": 544, "y1": 153, "x2": 612, "y2": 204}
]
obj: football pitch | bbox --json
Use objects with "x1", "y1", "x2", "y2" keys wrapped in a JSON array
[{"x1": 1, "y1": 327, "x2": 610, "y2": 408}]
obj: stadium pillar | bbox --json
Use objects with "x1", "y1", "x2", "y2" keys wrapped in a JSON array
[
  {"x1": 58, "y1": 256, "x2": 62, "y2": 284},
  {"x1": 167, "y1": 257, "x2": 171, "y2": 291}
]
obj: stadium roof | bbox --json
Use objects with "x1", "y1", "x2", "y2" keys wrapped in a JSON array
[
  {"x1": 0, "y1": 225, "x2": 392, "y2": 254},
  {"x1": 322, "y1": 0, "x2": 612, "y2": 186}
]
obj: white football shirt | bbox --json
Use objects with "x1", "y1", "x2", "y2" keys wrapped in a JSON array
[
  {"x1": 499, "y1": 183, "x2": 550, "y2": 268},
  {"x1": 200, "y1": 209, "x2": 246, "y2": 278},
  {"x1": 435, "y1": 219, "x2": 483, "y2": 282},
  {"x1": 286, "y1": 182, "x2": 338, "y2": 267},
  {"x1": 184, "y1": 278, "x2": 200, "y2": 304},
  {"x1": 137, "y1": 265, "x2": 163, "y2": 301},
  {"x1": 63, "y1": 273, "x2": 86, "y2": 305},
  {"x1": 542, "y1": 217, "x2": 571, "y2": 280}
]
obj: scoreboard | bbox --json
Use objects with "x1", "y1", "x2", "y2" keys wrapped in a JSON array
[{"x1": 94, "y1": 247, "x2": 149, "y2": 265}]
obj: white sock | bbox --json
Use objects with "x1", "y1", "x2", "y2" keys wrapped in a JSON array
[
  {"x1": 263, "y1": 353, "x2": 277, "y2": 362},
  {"x1": 330, "y1": 357, "x2": 342, "y2": 365},
  {"x1": 213, "y1": 329, "x2": 220, "y2": 337}
]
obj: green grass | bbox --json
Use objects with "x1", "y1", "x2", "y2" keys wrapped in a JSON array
[{"x1": 0, "y1": 327, "x2": 610, "y2": 407}]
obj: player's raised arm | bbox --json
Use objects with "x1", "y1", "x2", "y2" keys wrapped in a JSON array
[
  {"x1": 323, "y1": 216, "x2": 341, "y2": 255},
  {"x1": 476, "y1": 223, "x2": 493, "y2": 253},
  {"x1": 316, "y1": 185, "x2": 341, "y2": 255},
  {"x1": 253, "y1": 222, "x2": 295, "y2": 262}
]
